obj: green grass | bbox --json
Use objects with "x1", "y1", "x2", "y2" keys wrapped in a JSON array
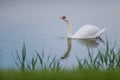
[
  {"x1": 1, "y1": 69, "x2": 120, "y2": 80},
  {"x1": 14, "y1": 43, "x2": 61, "y2": 71},
  {"x1": 1, "y1": 38, "x2": 120, "y2": 80},
  {"x1": 76, "y1": 39, "x2": 120, "y2": 70}
]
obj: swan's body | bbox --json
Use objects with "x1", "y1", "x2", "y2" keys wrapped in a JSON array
[
  {"x1": 72, "y1": 25, "x2": 105, "y2": 39},
  {"x1": 61, "y1": 16, "x2": 106, "y2": 39}
]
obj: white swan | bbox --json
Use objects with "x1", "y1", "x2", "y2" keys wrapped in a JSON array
[{"x1": 61, "y1": 16, "x2": 106, "y2": 39}]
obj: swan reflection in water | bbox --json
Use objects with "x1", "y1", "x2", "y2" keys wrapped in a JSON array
[{"x1": 61, "y1": 37, "x2": 104, "y2": 60}]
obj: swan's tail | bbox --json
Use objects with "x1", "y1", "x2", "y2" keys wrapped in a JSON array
[{"x1": 94, "y1": 28, "x2": 106, "y2": 38}]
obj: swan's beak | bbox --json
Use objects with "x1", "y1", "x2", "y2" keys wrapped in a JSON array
[{"x1": 60, "y1": 16, "x2": 66, "y2": 20}]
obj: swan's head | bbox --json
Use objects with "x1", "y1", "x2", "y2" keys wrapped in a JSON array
[{"x1": 60, "y1": 16, "x2": 69, "y2": 22}]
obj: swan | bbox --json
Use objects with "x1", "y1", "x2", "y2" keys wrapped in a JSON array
[{"x1": 60, "y1": 16, "x2": 106, "y2": 39}]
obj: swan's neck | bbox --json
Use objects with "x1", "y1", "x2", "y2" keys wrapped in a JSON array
[{"x1": 66, "y1": 21, "x2": 72, "y2": 38}]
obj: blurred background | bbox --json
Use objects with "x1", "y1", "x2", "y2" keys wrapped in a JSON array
[{"x1": 0, "y1": 0, "x2": 120, "y2": 69}]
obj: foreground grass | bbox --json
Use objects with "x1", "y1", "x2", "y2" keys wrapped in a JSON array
[
  {"x1": 14, "y1": 39, "x2": 120, "y2": 71},
  {"x1": 1, "y1": 38, "x2": 120, "y2": 80},
  {"x1": 0, "y1": 69, "x2": 120, "y2": 80}
]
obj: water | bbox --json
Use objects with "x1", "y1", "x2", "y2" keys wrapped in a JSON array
[{"x1": 0, "y1": 0, "x2": 120, "y2": 69}]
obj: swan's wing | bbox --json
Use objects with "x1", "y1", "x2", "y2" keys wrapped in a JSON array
[
  {"x1": 74, "y1": 28, "x2": 106, "y2": 39},
  {"x1": 94, "y1": 28, "x2": 106, "y2": 37},
  {"x1": 72, "y1": 25, "x2": 105, "y2": 39},
  {"x1": 73, "y1": 25, "x2": 100, "y2": 38}
]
